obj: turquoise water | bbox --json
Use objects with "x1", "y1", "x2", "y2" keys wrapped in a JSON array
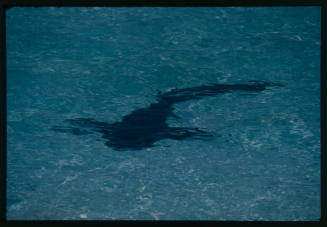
[{"x1": 6, "y1": 7, "x2": 321, "y2": 220}]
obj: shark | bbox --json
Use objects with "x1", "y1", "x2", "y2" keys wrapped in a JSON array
[{"x1": 51, "y1": 80, "x2": 283, "y2": 151}]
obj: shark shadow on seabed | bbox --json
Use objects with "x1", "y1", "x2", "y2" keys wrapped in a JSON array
[{"x1": 51, "y1": 80, "x2": 284, "y2": 151}]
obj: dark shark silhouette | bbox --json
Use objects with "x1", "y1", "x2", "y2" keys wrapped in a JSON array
[{"x1": 51, "y1": 80, "x2": 283, "y2": 151}]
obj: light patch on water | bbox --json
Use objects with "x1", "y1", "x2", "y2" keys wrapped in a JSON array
[
  {"x1": 56, "y1": 174, "x2": 80, "y2": 189},
  {"x1": 149, "y1": 211, "x2": 165, "y2": 220},
  {"x1": 57, "y1": 155, "x2": 85, "y2": 168},
  {"x1": 80, "y1": 213, "x2": 87, "y2": 219},
  {"x1": 7, "y1": 111, "x2": 23, "y2": 122},
  {"x1": 8, "y1": 201, "x2": 27, "y2": 212},
  {"x1": 137, "y1": 193, "x2": 153, "y2": 211},
  {"x1": 290, "y1": 35, "x2": 303, "y2": 41},
  {"x1": 289, "y1": 114, "x2": 314, "y2": 139}
]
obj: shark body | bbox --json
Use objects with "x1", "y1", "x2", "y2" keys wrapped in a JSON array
[{"x1": 51, "y1": 80, "x2": 283, "y2": 151}]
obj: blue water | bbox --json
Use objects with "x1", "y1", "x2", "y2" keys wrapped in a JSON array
[{"x1": 6, "y1": 7, "x2": 321, "y2": 220}]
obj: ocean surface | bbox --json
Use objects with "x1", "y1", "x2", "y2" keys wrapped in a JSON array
[{"x1": 6, "y1": 7, "x2": 321, "y2": 220}]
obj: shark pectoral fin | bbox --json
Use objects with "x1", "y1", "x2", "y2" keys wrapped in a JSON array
[
  {"x1": 167, "y1": 127, "x2": 214, "y2": 141},
  {"x1": 192, "y1": 133, "x2": 214, "y2": 141}
]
